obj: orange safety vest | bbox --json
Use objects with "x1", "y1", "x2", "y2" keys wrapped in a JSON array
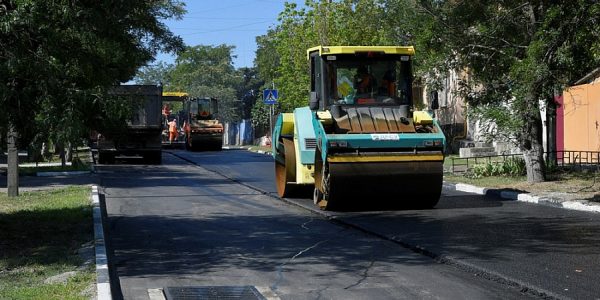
[{"x1": 168, "y1": 121, "x2": 177, "y2": 133}]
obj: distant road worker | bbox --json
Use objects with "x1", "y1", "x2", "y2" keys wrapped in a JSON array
[
  {"x1": 162, "y1": 104, "x2": 171, "y2": 117},
  {"x1": 168, "y1": 119, "x2": 178, "y2": 143}
]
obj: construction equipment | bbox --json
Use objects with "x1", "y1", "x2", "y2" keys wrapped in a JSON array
[
  {"x1": 97, "y1": 85, "x2": 163, "y2": 164},
  {"x1": 161, "y1": 92, "x2": 188, "y2": 148},
  {"x1": 162, "y1": 92, "x2": 223, "y2": 151},
  {"x1": 184, "y1": 97, "x2": 223, "y2": 151},
  {"x1": 272, "y1": 46, "x2": 446, "y2": 210}
]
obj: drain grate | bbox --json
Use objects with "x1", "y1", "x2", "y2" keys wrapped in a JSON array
[{"x1": 164, "y1": 286, "x2": 267, "y2": 300}]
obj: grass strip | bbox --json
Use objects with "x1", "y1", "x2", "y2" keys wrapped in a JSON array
[
  {"x1": 19, "y1": 165, "x2": 92, "y2": 177},
  {"x1": 0, "y1": 186, "x2": 94, "y2": 299}
]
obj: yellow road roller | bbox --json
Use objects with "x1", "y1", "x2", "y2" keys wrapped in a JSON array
[{"x1": 272, "y1": 46, "x2": 446, "y2": 210}]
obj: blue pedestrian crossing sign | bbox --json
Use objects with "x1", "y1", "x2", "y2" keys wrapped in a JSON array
[{"x1": 263, "y1": 89, "x2": 278, "y2": 104}]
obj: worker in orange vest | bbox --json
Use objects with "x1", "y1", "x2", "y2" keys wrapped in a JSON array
[
  {"x1": 354, "y1": 66, "x2": 375, "y2": 94},
  {"x1": 168, "y1": 119, "x2": 178, "y2": 144}
]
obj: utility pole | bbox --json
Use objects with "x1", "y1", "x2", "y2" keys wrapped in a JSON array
[{"x1": 269, "y1": 81, "x2": 275, "y2": 137}]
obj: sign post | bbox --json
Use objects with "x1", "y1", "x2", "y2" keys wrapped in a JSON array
[{"x1": 263, "y1": 84, "x2": 278, "y2": 138}]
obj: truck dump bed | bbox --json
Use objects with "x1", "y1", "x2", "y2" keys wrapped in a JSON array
[{"x1": 96, "y1": 85, "x2": 163, "y2": 164}]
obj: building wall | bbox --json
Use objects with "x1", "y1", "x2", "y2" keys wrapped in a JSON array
[
  {"x1": 417, "y1": 70, "x2": 468, "y2": 153},
  {"x1": 563, "y1": 82, "x2": 600, "y2": 151}
]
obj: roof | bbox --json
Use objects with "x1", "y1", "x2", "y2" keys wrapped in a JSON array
[
  {"x1": 573, "y1": 67, "x2": 600, "y2": 86},
  {"x1": 306, "y1": 45, "x2": 415, "y2": 59},
  {"x1": 163, "y1": 92, "x2": 188, "y2": 97}
]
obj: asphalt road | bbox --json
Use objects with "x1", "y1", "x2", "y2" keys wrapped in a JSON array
[
  {"x1": 168, "y1": 149, "x2": 600, "y2": 299},
  {"x1": 98, "y1": 149, "x2": 539, "y2": 300}
]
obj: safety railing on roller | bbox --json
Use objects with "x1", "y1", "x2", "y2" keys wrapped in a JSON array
[{"x1": 448, "y1": 150, "x2": 600, "y2": 174}]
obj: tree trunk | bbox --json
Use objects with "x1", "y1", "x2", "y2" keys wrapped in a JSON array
[
  {"x1": 6, "y1": 123, "x2": 19, "y2": 197},
  {"x1": 55, "y1": 142, "x2": 66, "y2": 168},
  {"x1": 521, "y1": 104, "x2": 546, "y2": 183},
  {"x1": 546, "y1": 96, "x2": 558, "y2": 166},
  {"x1": 66, "y1": 142, "x2": 73, "y2": 163}
]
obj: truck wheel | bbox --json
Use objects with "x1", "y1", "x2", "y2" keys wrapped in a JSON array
[
  {"x1": 98, "y1": 152, "x2": 114, "y2": 164},
  {"x1": 275, "y1": 139, "x2": 296, "y2": 198},
  {"x1": 188, "y1": 139, "x2": 199, "y2": 151},
  {"x1": 184, "y1": 135, "x2": 191, "y2": 150},
  {"x1": 214, "y1": 140, "x2": 223, "y2": 151},
  {"x1": 144, "y1": 151, "x2": 162, "y2": 165},
  {"x1": 97, "y1": 152, "x2": 106, "y2": 164}
]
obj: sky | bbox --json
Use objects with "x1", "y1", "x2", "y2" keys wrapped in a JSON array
[{"x1": 156, "y1": 0, "x2": 304, "y2": 69}]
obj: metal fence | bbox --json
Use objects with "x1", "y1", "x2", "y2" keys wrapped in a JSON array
[
  {"x1": 553, "y1": 150, "x2": 600, "y2": 169},
  {"x1": 449, "y1": 153, "x2": 522, "y2": 173},
  {"x1": 449, "y1": 150, "x2": 600, "y2": 173}
]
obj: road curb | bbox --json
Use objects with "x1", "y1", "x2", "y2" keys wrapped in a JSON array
[
  {"x1": 91, "y1": 185, "x2": 112, "y2": 300},
  {"x1": 446, "y1": 182, "x2": 600, "y2": 214},
  {"x1": 221, "y1": 146, "x2": 249, "y2": 150},
  {"x1": 37, "y1": 170, "x2": 92, "y2": 177}
]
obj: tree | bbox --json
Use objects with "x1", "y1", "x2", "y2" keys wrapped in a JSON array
[
  {"x1": 253, "y1": 0, "x2": 413, "y2": 137},
  {"x1": 147, "y1": 45, "x2": 242, "y2": 123},
  {"x1": 236, "y1": 67, "x2": 264, "y2": 120},
  {"x1": 135, "y1": 62, "x2": 175, "y2": 86},
  {"x1": 0, "y1": 0, "x2": 185, "y2": 196},
  {"x1": 411, "y1": 0, "x2": 600, "y2": 182},
  {"x1": 258, "y1": 0, "x2": 600, "y2": 183}
]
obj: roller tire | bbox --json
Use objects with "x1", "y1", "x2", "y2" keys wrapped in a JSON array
[
  {"x1": 275, "y1": 139, "x2": 296, "y2": 198},
  {"x1": 313, "y1": 148, "x2": 330, "y2": 209}
]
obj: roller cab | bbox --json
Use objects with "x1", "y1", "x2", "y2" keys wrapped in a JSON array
[
  {"x1": 185, "y1": 97, "x2": 223, "y2": 151},
  {"x1": 273, "y1": 46, "x2": 446, "y2": 210}
]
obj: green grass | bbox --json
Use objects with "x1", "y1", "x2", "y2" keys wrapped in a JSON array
[
  {"x1": 19, "y1": 164, "x2": 92, "y2": 176},
  {"x1": 0, "y1": 186, "x2": 95, "y2": 299},
  {"x1": 444, "y1": 173, "x2": 527, "y2": 188}
]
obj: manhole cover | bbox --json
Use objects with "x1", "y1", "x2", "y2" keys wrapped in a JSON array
[{"x1": 164, "y1": 286, "x2": 267, "y2": 300}]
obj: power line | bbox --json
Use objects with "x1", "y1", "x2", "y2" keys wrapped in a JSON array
[{"x1": 178, "y1": 20, "x2": 275, "y2": 36}]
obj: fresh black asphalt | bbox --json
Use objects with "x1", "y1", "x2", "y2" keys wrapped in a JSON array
[
  {"x1": 98, "y1": 150, "x2": 539, "y2": 299},
  {"x1": 173, "y1": 148, "x2": 600, "y2": 299}
]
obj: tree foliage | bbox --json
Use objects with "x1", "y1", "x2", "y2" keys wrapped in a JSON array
[
  {"x1": 0, "y1": 0, "x2": 184, "y2": 195},
  {"x1": 135, "y1": 62, "x2": 175, "y2": 86},
  {"x1": 136, "y1": 45, "x2": 246, "y2": 123},
  {"x1": 254, "y1": 0, "x2": 600, "y2": 182},
  {"x1": 252, "y1": 0, "x2": 406, "y2": 129},
  {"x1": 413, "y1": 0, "x2": 600, "y2": 181},
  {"x1": 0, "y1": 0, "x2": 185, "y2": 150}
]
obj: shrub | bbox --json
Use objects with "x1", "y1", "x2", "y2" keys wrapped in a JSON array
[{"x1": 465, "y1": 157, "x2": 526, "y2": 178}]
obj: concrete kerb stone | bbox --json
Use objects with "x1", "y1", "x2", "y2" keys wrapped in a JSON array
[
  {"x1": 91, "y1": 185, "x2": 112, "y2": 300},
  {"x1": 449, "y1": 182, "x2": 600, "y2": 214},
  {"x1": 221, "y1": 146, "x2": 249, "y2": 150},
  {"x1": 37, "y1": 170, "x2": 91, "y2": 177}
]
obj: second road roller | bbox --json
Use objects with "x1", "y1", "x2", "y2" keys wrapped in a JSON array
[{"x1": 272, "y1": 45, "x2": 446, "y2": 210}]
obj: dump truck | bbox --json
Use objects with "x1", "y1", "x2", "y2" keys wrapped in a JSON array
[
  {"x1": 183, "y1": 97, "x2": 223, "y2": 151},
  {"x1": 97, "y1": 85, "x2": 163, "y2": 164},
  {"x1": 272, "y1": 46, "x2": 446, "y2": 210}
]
